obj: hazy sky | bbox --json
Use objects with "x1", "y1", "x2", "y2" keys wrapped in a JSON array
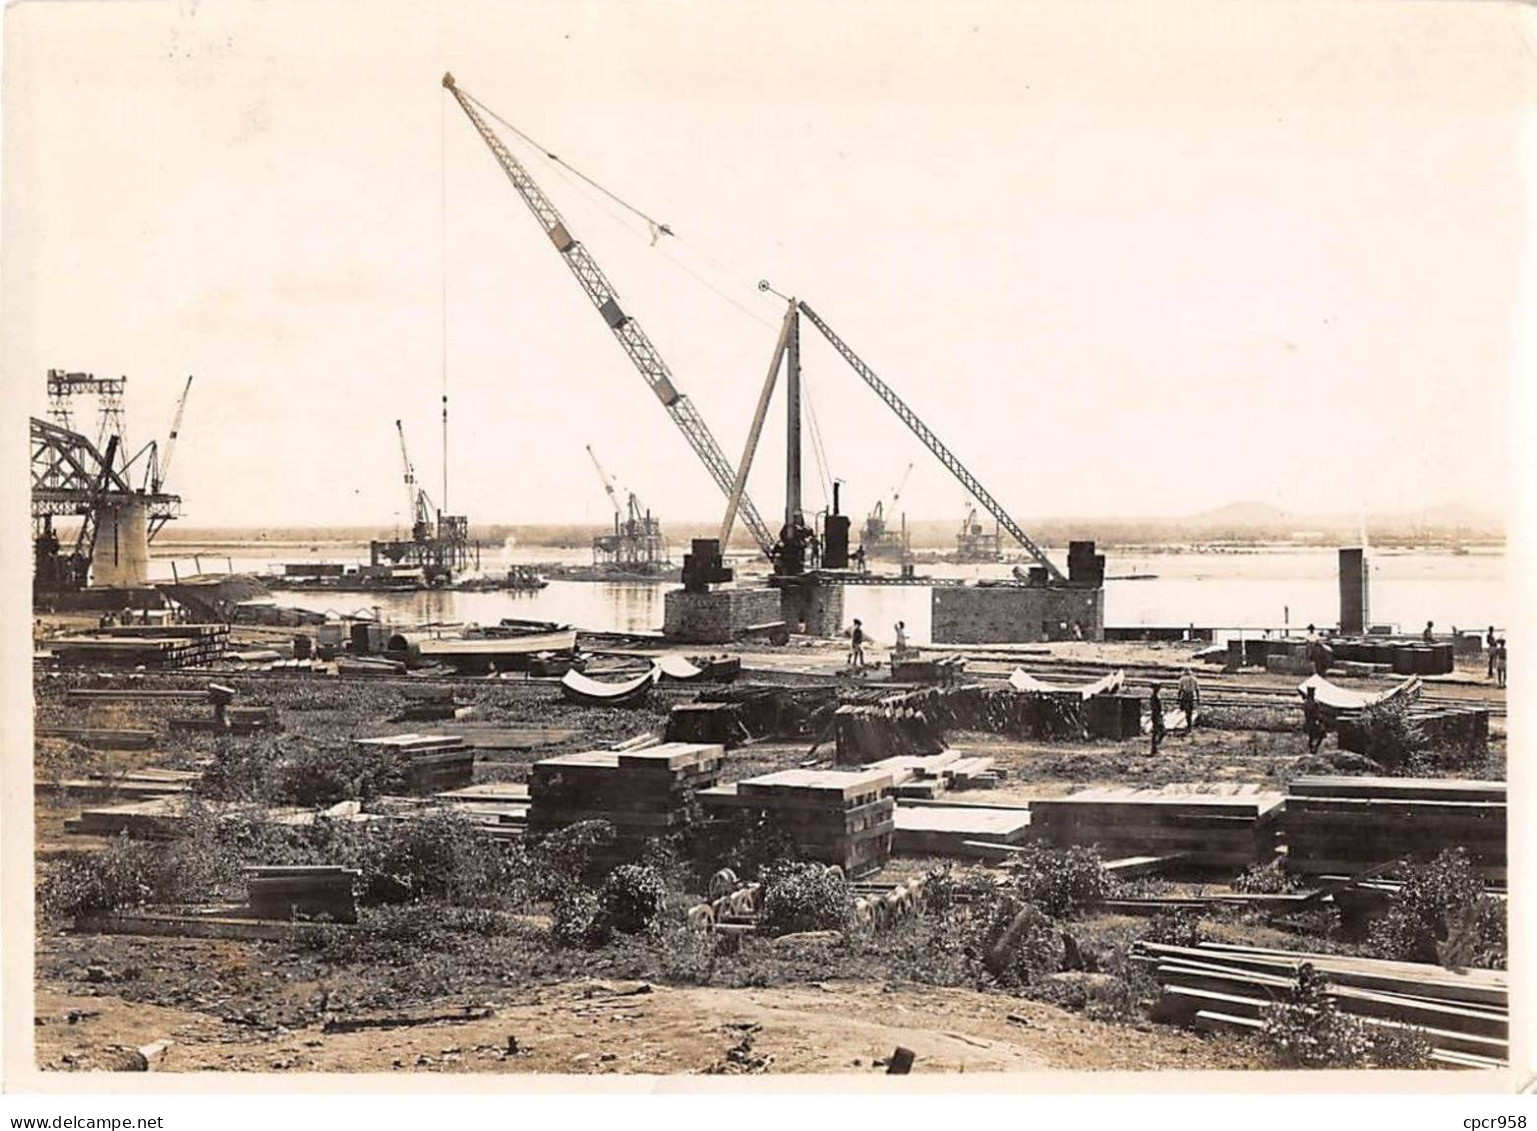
[{"x1": 5, "y1": 1, "x2": 1532, "y2": 532}]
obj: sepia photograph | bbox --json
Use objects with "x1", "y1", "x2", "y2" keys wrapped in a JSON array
[{"x1": 2, "y1": 0, "x2": 1530, "y2": 1101}]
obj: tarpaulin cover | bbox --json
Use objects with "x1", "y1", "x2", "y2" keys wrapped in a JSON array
[
  {"x1": 1296, "y1": 673, "x2": 1423, "y2": 711},
  {"x1": 1007, "y1": 668, "x2": 1126, "y2": 700}
]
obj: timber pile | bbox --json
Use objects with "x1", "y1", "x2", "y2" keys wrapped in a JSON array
[
  {"x1": 1135, "y1": 940, "x2": 1508, "y2": 1070},
  {"x1": 890, "y1": 655, "x2": 967, "y2": 685},
  {"x1": 527, "y1": 742, "x2": 724, "y2": 853},
  {"x1": 432, "y1": 781, "x2": 529, "y2": 841},
  {"x1": 244, "y1": 865, "x2": 359, "y2": 923},
  {"x1": 698, "y1": 768, "x2": 895, "y2": 877},
  {"x1": 863, "y1": 751, "x2": 1000, "y2": 798},
  {"x1": 1281, "y1": 776, "x2": 1505, "y2": 880},
  {"x1": 394, "y1": 685, "x2": 472, "y2": 722},
  {"x1": 832, "y1": 703, "x2": 946, "y2": 764},
  {"x1": 663, "y1": 702, "x2": 750, "y2": 748},
  {"x1": 64, "y1": 797, "x2": 324, "y2": 839},
  {"x1": 39, "y1": 767, "x2": 199, "y2": 801},
  {"x1": 1335, "y1": 707, "x2": 1489, "y2": 759},
  {"x1": 354, "y1": 734, "x2": 476, "y2": 792},
  {"x1": 891, "y1": 800, "x2": 1030, "y2": 858},
  {"x1": 1085, "y1": 694, "x2": 1143, "y2": 739},
  {"x1": 694, "y1": 684, "x2": 841, "y2": 739},
  {"x1": 226, "y1": 705, "x2": 281, "y2": 734},
  {"x1": 1029, "y1": 784, "x2": 1284, "y2": 868},
  {"x1": 35, "y1": 726, "x2": 156, "y2": 750},
  {"x1": 49, "y1": 624, "x2": 230, "y2": 670},
  {"x1": 1331, "y1": 639, "x2": 1456, "y2": 676}
]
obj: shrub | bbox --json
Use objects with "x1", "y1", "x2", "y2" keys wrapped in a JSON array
[
  {"x1": 1233, "y1": 859, "x2": 1300, "y2": 894},
  {"x1": 1260, "y1": 964, "x2": 1432, "y2": 1069},
  {"x1": 1005, "y1": 844, "x2": 1110, "y2": 918},
  {"x1": 596, "y1": 865, "x2": 666, "y2": 934},
  {"x1": 976, "y1": 895, "x2": 1064, "y2": 987},
  {"x1": 550, "y1": 886, "x2": 607, "y2": 948},
  {"x1": 533, "y1": 820, "x2": 618, "y2": 891},
  {"x1": 354, "y1": 811, "x2": 518, "y2": 907},
  {"x1": 689, "y1": 815, "x2": 798, "y2": 885},
  {"x1": 1350, "y1": 699, "x2": 1425, "y2": 772},
  {"x1": 757, "y1": 861, "x2": 851, "y2": 936},
  {"x1": 1139, "y1": 908, "x2": 1207, "y2": 948},
  {"x1": 277, "y1": 739, "x2": 406, "y2": 807},
  {"x1": 1368, "y1": 849, "x2": 1506, "y2": 969}
]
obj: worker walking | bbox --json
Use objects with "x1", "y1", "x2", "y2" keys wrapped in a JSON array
[
  {"x1": 1176, "y1": 668, "x2": 1201, "y2": 734},
  {"x1": 1148, "y1": 684, "x2": 1166, "y2": 756},
  {"x1": 848, "y1": 618, "x2": 867, "y2": 671},
  {"x1": 1302, "y1": 685, "x2": 1328, "y2": 754}
]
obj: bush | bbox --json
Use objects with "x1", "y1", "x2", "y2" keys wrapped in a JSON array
[
  {"x1": 1004, "y1": 844, "x2": 1110, "y2": 918},
  {"x1": 757, "y1": 861, "x2": 851, "y2": 936},
  {"x1": 533, "y1": 820, "x2": 618, "y2": 892},
  {"x1": 1260, "y1": 964, "x2": 1432, "y2": 1069},
  {"x1": 688, "y1": 815, "x2": 798, "y2": 885},
  {"x1": 200, "y1": 736, "x2": 407, "y2": 807},
  {"x1": 596, "y1": 865, "x2": 666, "y2": 934},
  {"x1": 1351, "y1": 699, "x2": 1425, "y2": 772},
  {"x1": 1368, "y1": 849, "x2": 1506, "y2": 969},
  {"x1": 550, "y1": 886, "x2": 607, "y2": 948},
  {"x1": 1139, "y1": 908, "x2": 1207, "y2": 948},
  {"x1": 976, "y1": 895, "x2": 1064, "y2": 987},
  {"x1": 354, "y1": 811, "x2": 521, "y2": 907},
  {"x1": 1233, "y1": 859, "x2": 1300, "y2": 894}
]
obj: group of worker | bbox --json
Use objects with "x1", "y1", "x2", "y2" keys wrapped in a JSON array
[
  {"x1": 1146, "y1": 668, "x2": 1202, "y2": 756},
  {"x1": 845, "y1": 617, "x2": 911, "y2": 671}
]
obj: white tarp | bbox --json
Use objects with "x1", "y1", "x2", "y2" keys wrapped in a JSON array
[
  {"x1": 1296, "y1": 673, "x2": 1423, "y2": 712},
  {"x1": 560, "y1": 665, "x2": 660, "y2": 703},
  {"x1": 657, "y1": 654, "x2": 704, "y2": 681},
  {"x1": 1008, "y1": 668, "x2": 1126, "y2": 700}
]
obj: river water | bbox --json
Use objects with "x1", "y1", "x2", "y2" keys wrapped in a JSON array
[{"x1": 149, "y1": 543, "x2": 1506, "y2": 646}]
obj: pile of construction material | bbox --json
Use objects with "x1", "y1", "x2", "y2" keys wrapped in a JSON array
[
  {"x1": 1334, "y1": 706, "x2": 1490, "y2": 760},
  {"x1": 431, "y1": 781, "x2": 529, "y2": 842},
  {"x1": 864, "y1": 751, "x2": 1000, "y2": 798},
  {"x1": 393, "y1": 685, "x2": 473, "y2": 722},
  {"x1": 1135, "y1": 940, "x2": 1508, "y2": 1069},
  {"x1": 38, "y1": 767, "x2": 199, "y2": 802},
  {"x1": 354, "y1": 734, "x2": 476, "y2": 792},
  {"x1": 226, "y1": 704, "x2": 281, "y2": 734},
  {"x1": 244, "y1": 865, "x2": 359, "y2": 924},
  {"x1": 694, "y1": 684, "x2": 841, "y2": 739},
  {"x1": 1331, "y1": 638, "x2": 1456, "y2": 676},
  {"x1": 1028, "y1": 784, "x2": 1284, "y2": 869},
  {"x1": 663, "y1": 701, "x2": 749, "y2": 747},
  {"x1": 833, "y1": 702, "x2": 946, "y2": 764},
  {"x1": 698, "y1": 768, "x2": 894, "y2": 877},
  {"x1": 526, "y1": 742, "x2": 725, "y2": 857},
  {"x1": 48, "y1": 624, "x2": 230, "y2": 669},
  {"x1": 891, "y1": 800, "x2": 1030, "y2": 858},
  {"x1": 890, "y1": 655, "x2": 967, "y2": 685},
  {"x1": 1281, "y1": 776, "x2": 1505, "y2": 880}
]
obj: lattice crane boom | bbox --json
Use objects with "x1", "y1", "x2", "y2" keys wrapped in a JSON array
[
  {"x1": 797, "y1": 302, "x2": 1067, "y2": 583},
  {"x1": 442, "y1": 73, "x2": 775, "y2": 556},
  {"x1": 586, "y1": 444, "x2": 622, "y2": 517}
]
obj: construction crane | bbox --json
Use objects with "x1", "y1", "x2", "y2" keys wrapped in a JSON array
[
  {"x1": 870, "y1": 460, "x2": 914, "y2": 526},
  {"x1": 396, "y1": 419, "x2": 433, "y2": 540},
  {"x1": 442, "y1": 73, "x2": 775, "y2": 557},
  {"x1": 795, "y1": 301, "x2": 1068, "y2": 583},
  {"x1": 585, "y1": 444, "x2": 622, "y2": 518},
  {"x1": 151, "y1": 376, "x2": 193, "y2": 494}
]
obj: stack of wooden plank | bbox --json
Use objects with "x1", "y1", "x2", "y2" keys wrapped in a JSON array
[
  {"x1": 1085, "y1": 694, "x2": 1143, "y2": 739},
  {"x1": 527, "y1": 742, "x2": 725, "y2": 851},
  {"x1": 1028, "y1": 784, "x2": 1284, "y2": 868},
  {"x1": 1281, "y1": 776, "x2": 1506, "y2": 880},
  {"x1": 891, "y1": 800, "x2": 1031, "y2": 858},
  {"x1": 245, "y1": 865, "x2": 360, "y2": 924},
  {"x1": 832, "y1": 702, "x2": 946, "y2": 764},
  {"x1": 694, "y1": 684, "x2": 841, "y2": 739},
  {"x1": 354, "y1": 734, "x2": 476, "y2": 792},
  {"x1": 698, "y1": 768, "x2": 894, "y2": 876},
  {"x1": 64, "y1": 797, "x2": 323, "y2": 839},
  {"x1": 663, "y1": 702, "x2": 748, "y2": 748},
  {"x1": 35, "y1": 726, "x2": 157, "y2": 750},
  {"x1": 394, "y1": 685, "x2": 472, "y2": 722},
  {"x1": 863, "y1": 751, "x2": 999, "y2": 798},
  {"x1": 432, "y1": 781, "x2": 529, "y2": 842},
  {"x1": 38, "y1": 767, "x2": 199, "y2": 802},
  {"x1": 1135, "y1": 940, "x2": 1508, "y2": 1069},
  {"x1": 1335, "y1": 708, "x2": 1489, "y2": 759},
  {"x1": 890, "y1": 655, "x2": 967, "y2": 685},
  {"x1": 49, "y1": 624, "x2": 229, "y2": 669},
  {"x1": 226, "y1": 705, "x2": 281, "y2": 734}
]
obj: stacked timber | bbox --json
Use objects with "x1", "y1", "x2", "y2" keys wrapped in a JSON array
[
  {"x1": 527, "y1": 742, "x2": 724, "y2": 853},
  {"x1": 663, "y1": 702, "x2": 748, "y2": 748},
  {"x1": 245, "y1": 865, "x2": 359, "y2": 924},
  {"x1": 394, "y1": 685, "x2": 472, "y2": 722},
  {"x1": 49, "y1": 624, "x2": 230, "y2": 670},
  {"x1": 891, "y1": 800, "x2": 1031, "y2": 858},
  {"x1": 1281, "y1": 776, "x2": 1505, "y2": 880},
  {"x1": 1028, "y1": 784, "x2": 1284, "y2": 868},
  {"x1": 226, "y1": 705, "x2": 281, "y2": 734},
  {"x1": 693, "y1": 684, "x2": 842, "y2": 739},
  {"x1": 698, "y1": 768, "x2": 894, "y2": 877},
  {"x1": 39, "y1": 767, "x2": 199, "y2": 802},
  {"x1": 890, "y1": 655, "x2": 967, "y2": 685},
  {"x1": 432, "y1": 782, "x2": 529, "y2": 842},
  {"x1": 1335, "y1": 707, "x2": 1489, "y2": 759},
  {"x1": 863, "y1": 751, "x2": 999, "y2": 798},
  {"x1": 832, "y1": 703, "x2": 946, "y2": 764},
  {"x1": 1135, "y1": 940, "x2": 1508, "y2": 1070},
  {"x1": 1085, "y1": 694, "x2": 1143, "y2": 739},
  {"x1": 354, "y1": 734, "x2": 476, "y2": 792}
]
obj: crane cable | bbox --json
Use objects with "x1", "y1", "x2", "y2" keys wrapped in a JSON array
[{"x1": 464, "y1": 91, "x2": 780, "y2": 333}]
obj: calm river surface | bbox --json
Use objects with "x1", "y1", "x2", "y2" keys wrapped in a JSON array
[{"x1": 149, "y1": 544, "x2": 1505, "y2": 647}]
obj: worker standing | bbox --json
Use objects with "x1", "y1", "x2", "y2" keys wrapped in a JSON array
[
  {"x1": 1176, "y1": 668, "x2": 1201, "y2": 734},
  {"x1": 1494, "y1": 638, "x2": 1507, "y2": 689},
  {"x1": 848, "y1": 618, "x2": 867, "y2": 671},
  {"x1": 893, "y1": 621, "x2": 909, "y2": 660},
  {"x1": 1487, "y1": 626, "x2": 1498, "y2": 679},
  {"x1": 1423, "y1": 620, "x2": 1435, "y2": 644},
  {"x1": 1148, "y1": 684, "x2": 1166, "y2": 756},
  {"x1": 1302, "y1": 685, "x2": 1328, "y2": 754}
]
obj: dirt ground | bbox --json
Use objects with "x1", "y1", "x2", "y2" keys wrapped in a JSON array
[{"x1": 28, "y1": 636, "x2": 1507, "y2": 1075}]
